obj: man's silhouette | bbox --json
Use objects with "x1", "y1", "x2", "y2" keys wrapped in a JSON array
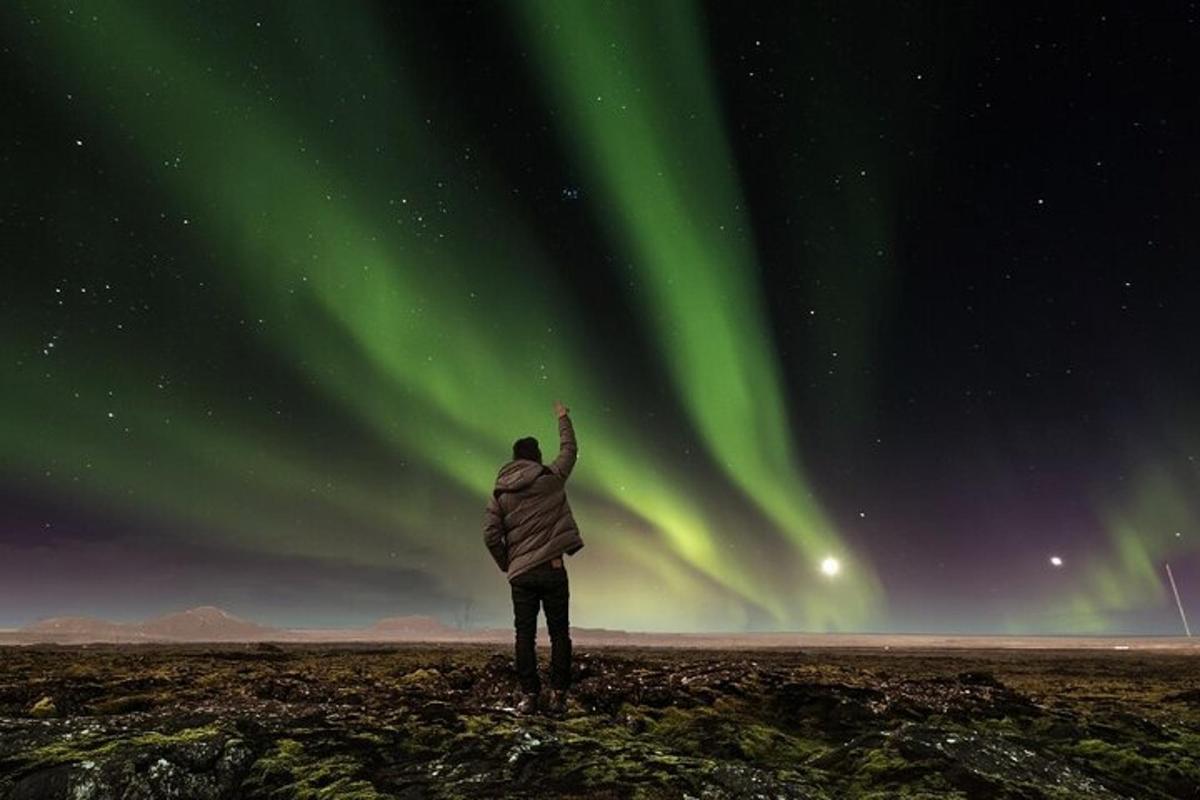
[{"x1": 484, "y1": 400, "x2": 583, "y2": 715}]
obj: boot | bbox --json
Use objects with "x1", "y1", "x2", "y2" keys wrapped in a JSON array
[
  {"x1": 515, "y1": 691, "x2": 539, "y2": 715},
  {"x1": 547, "y1": 688, "x2": 568, "y2": 715}
]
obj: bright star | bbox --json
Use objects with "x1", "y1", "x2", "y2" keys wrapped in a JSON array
[
  {"x1": 1050, "y1": 555, "x2": 1063, "y2": 567},
  {"x1": 820, "y1": 557, "x2": 841, "y2": 577}
]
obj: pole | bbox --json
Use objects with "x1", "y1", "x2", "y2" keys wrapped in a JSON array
[{"x1": 1165, "y1": 563, "x2": 1192, "y2": 638}]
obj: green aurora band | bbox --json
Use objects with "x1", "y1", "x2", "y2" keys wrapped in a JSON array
[
  {"x1": 1006, "y1": 464, "x2": 1199, "y2": 633},
  {"x1": 514, "y1": 0, "x2": 881, "y2": 618},
  {"x1": 4, "y1": 1, "x2": 881, "y2": 630}
]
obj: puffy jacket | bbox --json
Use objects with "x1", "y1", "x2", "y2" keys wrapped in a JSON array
[{"x1": 484, "y1": 414, "x2": 583, "y2": 581}]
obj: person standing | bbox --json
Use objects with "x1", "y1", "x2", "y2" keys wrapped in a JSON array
[{"x1": 484, "y1": 400, "x2": 583, "y2": 715}]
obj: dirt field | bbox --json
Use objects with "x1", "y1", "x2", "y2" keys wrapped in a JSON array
[{"x1": 2, "y1": 643, "x2": 1198, "y2": 798}]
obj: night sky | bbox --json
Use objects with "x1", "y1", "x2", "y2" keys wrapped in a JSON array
[{"x1": 3, "y1": 2, "x2": 1198, "y2": 634}]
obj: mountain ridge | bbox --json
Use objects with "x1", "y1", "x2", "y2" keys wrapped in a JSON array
[
  {"x1": 8, "y1": 607, "x2": 1197, "y2": 650},
  {"x1": 21, "y1": 606, "x2": 280, "y2": 643}
]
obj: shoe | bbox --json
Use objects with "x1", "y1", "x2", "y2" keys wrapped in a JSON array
[
  {"x1": 515, "y1": 691, "x2": 539, "y2": 715},
  {"x1": 547, "y1": 689, "x2": 568, "y2": 715}
]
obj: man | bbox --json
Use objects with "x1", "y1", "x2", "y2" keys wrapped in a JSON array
[{"x1": 484, "y1": 400, "x2": 583, "y2": 715}]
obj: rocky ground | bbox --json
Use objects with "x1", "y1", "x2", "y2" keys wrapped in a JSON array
[{"x1": 1, "y1": 643, "x2": 1198, "y2": 799}]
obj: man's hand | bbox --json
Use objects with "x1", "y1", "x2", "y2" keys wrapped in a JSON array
[{"x1": 549, "y1": 401, "x2": 577, "y2": 479}]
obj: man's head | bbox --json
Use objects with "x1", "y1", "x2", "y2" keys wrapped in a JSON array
[{"x1": 512, "y1": 436, "x2": 542, "y2": 463}]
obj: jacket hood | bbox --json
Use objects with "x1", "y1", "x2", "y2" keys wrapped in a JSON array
[{"x1": 494, "y1": 459, "x2": 549, "y2": 495}]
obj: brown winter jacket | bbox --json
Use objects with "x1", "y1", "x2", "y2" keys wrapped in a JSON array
[{"x1": 484, "y1": 414, "x2": 583, "y2": 581}]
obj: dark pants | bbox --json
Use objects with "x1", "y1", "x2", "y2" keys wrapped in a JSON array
[{"x1": 510, "y1": 559, "x2": 571, "y2": 693}]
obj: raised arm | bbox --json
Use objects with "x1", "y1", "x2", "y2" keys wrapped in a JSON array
[
  {"x1": 483, "y1": 495, "x2": 508, "y2": 571},
  {"x1": 549, "y1": 400, "x2": 577, "y2": 480}
]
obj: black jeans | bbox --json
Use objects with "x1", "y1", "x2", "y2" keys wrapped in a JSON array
[{"x1": 510, "y1": 559, "x2": 571, "y2": 693}]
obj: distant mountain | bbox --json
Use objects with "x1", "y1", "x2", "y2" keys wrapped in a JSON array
[
  {"x1": 370, "y1": 615, "x2": 459, "y2": 636},
  {"x1": 138, "y1": 606, "x2": 279, "y2": 641},
  {"x1": 18, "y1": 606, "x2": 278, "y2": 643},
  {"x1": 16, "y1": 609, "x2": 652, "y2": 644},
  {"x1": 7, "y1": 608, "x2": 1199, "y2": 649},
  {"x1": 22, "y1": 616, "x2": 147, "y2": 641},
  {"x1": 16, "y1": 606, "x2": 475, "y2": 644}
]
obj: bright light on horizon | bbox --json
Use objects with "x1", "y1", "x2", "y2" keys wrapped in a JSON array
[{"x1": 820, "y1": 556, "x2": 841, "y2": 577}]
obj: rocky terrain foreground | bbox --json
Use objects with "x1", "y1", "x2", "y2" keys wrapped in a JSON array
[{"x1": 1, "y1": 644, "x2": 1198, "y2": 799}]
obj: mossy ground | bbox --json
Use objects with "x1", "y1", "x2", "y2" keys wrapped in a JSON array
[{"x1": 0, "y1": 644, "x2": 1198, "y2": 798}]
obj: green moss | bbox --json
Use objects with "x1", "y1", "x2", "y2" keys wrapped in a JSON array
[
  {"x1": 22, "y1": 724, "x2": 224, "y2": 771},
  {"x1": 575, "y1": 742, "x2": 687, "y2": 787},
  {"x1": 89, "y1": 692, "x2": 162, "y2": 715},
  {"x1": 855, "y1": 745, "x2": 910, "y2": 778},
  {"x1": 560, "y1": 708, "x2": 640, "y2": 743},
  {"x1": 126, "y1": 725, "x2": 224, "y2": 749},
  {"x1": 62, "y1": 663, "x2": 101, "y2": 680},
  {"x1": 28, "y1": 696, "x2": 56, "y2": 718},
  {"x1": 1063, "y1": 737, "x2": 1200, "y2": 794},
  {"x1": 833, "y1": 740, "x2": 966, "y2": 799},
  {"x1": 460, "y1": 714, "x2": 499, "y2": 735},
  {"x1": 196, "y1": 671, "x2": 229, "y2": 688},
  {"x1": 856, "y1": 790, "x2": 967, "y2": 799},
  {"x1": 642, "y1": 704, "x2": 815, "y2": 766},
  {"x1": 348, "y1": 731, "x2": 388, "y2": 746},
  {"x1": 735, "y1": 720, "x2": 826, "y2": 766},
  {"x1": 644, "y1": 705, "x2": 720, "y2": 756},
  {"x1": 395, "y1": 668, "x2": 444, "y2": 689},
  {"x1": 243, "y1": 738, "x2": 389, "y2": 799}
]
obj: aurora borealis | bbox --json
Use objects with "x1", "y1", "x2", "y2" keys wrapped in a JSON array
[{"x1": 2, "y1": 2, "x2": 1198, "y2": 633}]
